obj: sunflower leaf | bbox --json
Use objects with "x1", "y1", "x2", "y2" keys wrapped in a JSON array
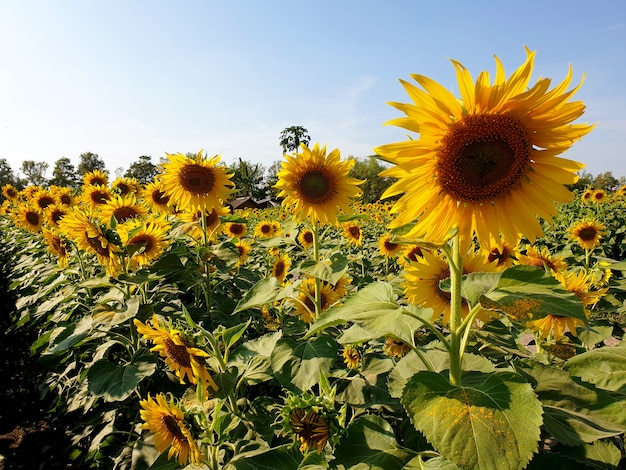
[
  {"x1": 401, "y1": 370, "x2": 542, "y2": 470},
  {"x1": 233, "y1": 277, "x2": 281, "y2": 314},
  {"x1": 566, "y1": 343, "x2": 626, "y2": 392},
  {"x1": 87, "y1": 358, "x2": 156, "y2": 402}
]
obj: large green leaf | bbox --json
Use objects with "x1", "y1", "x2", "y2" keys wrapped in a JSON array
[
  {"x1": 92, "y1": 297, "x2": 140, "y2": 327},
  {"x1": 271, "y1": 336, "x2": 337, "y2": 392},
  {"x1": 523, "y1": 364, "x2": 626, "y2": 445},
  {"x1": 233, "y1": 277, "x2": 281, "y2": 314},
  {"x1": 567, "y1": 344, "x2": 626, "y2": 392},
  {"x1": 224, "y1": 444, "x2": 302, "y2": 470},
  {"x1": 335, "y1": 356, "x2": 397, "y2": 407},
  {"x1": 479, "y1": 265, "x2": 586, "y2": 321},
  {"x1": 299, "y1": 252, "x2": 348, "y2": 285},
  {"x1": 402, "y1": 370, "x2": 543, "y2": 470},
  {"x1": 333, "y1": 415, "x2": 415, "y2": 469},
  {"x1": 87, "y1": 357, "x2": 156, "y2": 401},
  {"x1": 307, "y1": 282, "x2": 429, "y2": 345}
]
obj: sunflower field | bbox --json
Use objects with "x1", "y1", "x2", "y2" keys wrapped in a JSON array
[{"x1": 2, "y1": 49, "x2": 626, "y2": 470}]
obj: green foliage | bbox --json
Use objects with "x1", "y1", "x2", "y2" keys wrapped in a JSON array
[{"x1": 124, "y1": 155, "x2": 159, "y2": 184}]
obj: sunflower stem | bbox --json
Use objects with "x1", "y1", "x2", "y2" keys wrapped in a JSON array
[
  {"x1": 312, "y1": 221, "x2": 322, "y2": 321},
  {"x1": 447, "y1": 234, "x2": 464, "y2": 386},
  {"x1": 200, "y1": 211, "x2": 214, "y2": 329}
]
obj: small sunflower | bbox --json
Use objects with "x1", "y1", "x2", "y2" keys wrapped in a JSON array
[
  {"x1": 291, "y1": 277, "x2": 338, "y2": 324},
  {"x1": 82, "y1": 184, "x2": 113, "y2": 210},
  {"x1": 274, "y1": 143, "x2": 363, "y2": 226},
  {"x1": 141, "y1": 181, "x2": 172, "y2": 214},
  {"x1": 298, "y1": 228, "x2": 315, "y2": 249},
  {"x1": 375, "y1": 48, "x2": 593, "y2": 248},
  {"x1": 118, "y1": 218, "x2": 170, "y2": 269},
  {"x1": 234, "y1": 239, "x2": 252, "y2": 267},
  {"x1": 581, "y1": 188, "x2": 594, "y2": 203},
  {"x1": 527, "y1": 315, "x2": 582, "y2": 342},
  {"x1": 614, "y1": 185, "x2": 626, "y2": 199},
  {"x1": 134, "y1": 315, "x2": 218, "y2": 393},
  {"x1": 378, "y1": 233, "x2": 402, "y2": 258},
  {"x1": 42, "y1": 228, "x2": 70, "y2": 269},
  {"x1": 342, "y1": 221, "x2": 363, "y2": 247},
  {"x1": 272, "y1": 253, "x2": 291, "y2": 284},
  {"x1": 223, "y1": 221, "x2": 247, "y2": 238},
  {"x1": 330, "y1": 274, "x2": 352, "y2": 299},
  {"x1": 43, "y1": 204, "x2": 68, "y2": 228},
  {"x1": 14, "y1": 204, "x2": 43, "y2": 232},
  {"x1": 516, "y1": 245, "x2": 568, "y2": 274},
  {"x1": 82, "y1": 169, "x2": 109, "y2": 187},
  {"x1": 592, "y1": 189, "x2": 607, "y2": 204},
  {"x1": 342, "y1": 345, "x2": 361, "y2": 369},
  {"x1": 52, "y1": 187, "x2": 77, "y2": 207},
  {"x1": 254, "y1": 220, "x2": 275, "y2": 238},
  {"x1": 1, "y1": 184, "x2": 19, "y2": 201},
  {"x1": 569, "y1": 219, "x2": 605, "y2": 250},
  {"x1": 139, "y1": 393, "x2": 202, "y2": 466},
  {"x1": 383, "y1": 338, "x2": 410, "y2": 359},
  {"x1": 398, "y1": 244, "x2": 423, "y2": 267},
  {"x1": 160, "y1": 150, "x2": 234, "y2": 212},
  {"x1": 111, "y1": 176, "x2": 141, "y2": 196},
  {"x1": 179, "y1": 205, "x2": 231, "y2": 241},
  {"x1": 32, "y1": 189, "x2": 56, "y2": 211},
  {"x1": 484, "y1": 240, "x2": 518, "y2": 269}
]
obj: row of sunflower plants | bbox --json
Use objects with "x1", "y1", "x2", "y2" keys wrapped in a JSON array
[{"x1": 2, "y1": 47, "x2": 626, "y2": 470}]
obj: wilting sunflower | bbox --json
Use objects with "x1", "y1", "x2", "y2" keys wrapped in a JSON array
[
  {"x1": 42, "y1": 228, "x2": 70, "y2": 269},
  {"x1": 342, "y1": 345, "x2": 361, "y2": 369},
  {"x1": 342, "y1": 221, "x2": 363, "y2": 247},
  {"x1": 160, "y1": 150, "x2": 234, "y2": 212},
  {"x1": 111, "y1": 176, "x2": 141, "y2": 196},
  {"x1": 223, "y1": 221, "x2": 247, "y2": 238},
  {"x1": 403, "y1": 248, "x2": 500, "y2": 325},
  {"x1": 375, "y1": 48, "x2": 593, "y2": 248},
  {"x1": 383, "y1": 337, "x2": 411, "y2": 359},
  {"x1": 298, "y1": 228, "x2": 315, "y2": 249},
  {"x1": 592, "y1": 189, "x2": 607, "y2": 204},
  {"x1": 516, "y1": 245, "x2": 568, "y2": 274},
  {"x1": 139, "y1": 393, "x2": 201, "y2": 466},
  {"x1": 98, "y1": 194, "x2": 147, "y2": 225},
  {"x1": 378, "y1": 233, "x2": 402, "y2": 258},
  {"x1": 14, "y1": 204, "x2": 43, "y2": 232},
  {"x1": 274, "y1": 143, "x2": 363, "y2": 226},
  {"x1": 82, "y1": 184, "x2": 113, "y2": 210},
  {"x1": 118, "y1": 218, "x2": 170, "y2": 269},
  {"x1": 1, "y1": 184, "x2": 19, "y2": 201},
  {"x1": 291, "y1": 277, "x2": 338, "y2": 323},
  {"x1": 569, "y1": 219, "x2": 605, "y2": 250},
  {"x1": 141, "y1": 181, "x2": 172, "y2": 214},
  {"x1": 82, "y1": 169, "x2": 109, "y2": 187},
  {"x1": 272, "y1": 253, "x2": 291, "y2": 284},
  {"x1": 581, "y1": 189, "x2": 594, "y2": 203},
  {"x1": 134, "y1": 315, "x2": 219, "y2": 393}
]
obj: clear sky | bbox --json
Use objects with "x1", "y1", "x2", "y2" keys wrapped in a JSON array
[{"x1": 1, "y1": 0, "x2": 625, "y2": 180}]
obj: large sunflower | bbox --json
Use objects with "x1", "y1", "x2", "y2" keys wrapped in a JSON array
[
  {"x1": 375, "y1": 48, "x2": 593, "y2": 248},
  {"x1": 82, "y1": 184, "x2": 113, "y2": 210},
  {"x1": 139, "y1": 393, "x2": 201, "y2": 466},
  {"x1": 98, "y1": 194, "x2": 147, "y2": 225},
  {"x1": 274, "y1": 143, "x2": 363, "y2": 226},
  {"x1": 569, "y1": 219, "x2": 604, "y2": 250},
  {"x1": 141, "y1": 180, "x2": 172, "y2": 214},
  {"x1": 160, "y1": 151, "x2": 234, "y2": 212}
]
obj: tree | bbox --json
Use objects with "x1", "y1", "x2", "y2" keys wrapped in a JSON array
[
  {"x1": 348, "y1": 156, "x2": 394, "y2": 203},
  {"x1": 279, "y1": 126, "x2": 310, "y2": 154},
  {"x1": 0, "y1": 159, "x2": 25, "y2": 202},
  {"x1": 49, "y1": 157, "x2": 79, "y2": 189},
  {"x1": 77, "y1": 152, "x2": 108, "y2": 177},
  {"x1": 593, "y1": 171, "x2": 620, "y2": 191},
  {"x1": 20, "y1": 160, "x2": 49, "y2": 187},
  {"x1": 228, "y1": 158, "x2": 266, "y2": 199},
  {"x1": 264, "y1": 160, "x2": 283, "y2": 198},
  {"x1": 125, "y1": 155, "x2": 159, "y2": 184}
]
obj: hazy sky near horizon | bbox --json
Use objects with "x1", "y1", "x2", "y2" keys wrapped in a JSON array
[{"x1": 1, "y1": 1, "x2": 625, "y2": 179}]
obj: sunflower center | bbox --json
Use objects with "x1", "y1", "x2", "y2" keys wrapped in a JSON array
[
  {"x1": 179, "y1": 164, "x2": 215, "y2": 194},
  {"x1": 384, "y1": 240, "x2": 398, "y2": 251},
  {"x1": 230, "y1": 224, "x2": 245, "y2": 235},
  {"x1": 160, "y1": 415, "x2": 186, "y2": 441},
  {"x1": 60, "y1": 194, "x2": 72, "y2": 205},
  {"x1": 303, "y1": 232, "x2": 313, "y2": 244},
  {"x1": 152, "y1": 190, "x2": 170, "y2": 205},
  {"x1": 164, "y1": 337, "x2": 192, "y2": 368},
  {"x1": 298, "y1": 170, "x2": 334, "y2": 203},
  {"x1": 578, "y1": 227, "x2": 598, "y2": 241},
  {"x1": 87, "y1": 236, "x2": 111, "y2": 257},
  {"x1": 129, "y1": 234, "x2": 154, "y2": 253},
  {"x1": 261, "y1": 224, "x2": 271, "y2": 234},
  {"x1": 91, "y1": 191, "x2": 111, "y2": 204},
  {"x1": 113, "y1": 207, "x2": 138, "y2": 222},
  {"x1": 348, "y1": 226, "x2": 360, "y2": 238},
  {"x1": 38, "y1": 196, "x2": 55, "y2": 209},
  {"x1": 26, "y1": 212, "x2": 40, "y2": 226},
  {"x1": 275, "y1": 261, "x2": 285, "y2": 278},
  {"x1": 438, "y1": 114, "x2": 532, "y2": 203}
]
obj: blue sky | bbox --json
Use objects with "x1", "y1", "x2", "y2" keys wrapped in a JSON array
[{"x1": 1, "y1": 0, "x2": 625, "y2": 180}]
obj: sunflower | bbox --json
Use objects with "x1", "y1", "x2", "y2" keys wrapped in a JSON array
[
  {"x1": 270, "y1": 220, "x2": 282, "y2": 237},
  {"x1": 81, "y1": 169, "x2": 108, "y2": 187},
  {"x1": 141, "y1": 181, "x2": 172, "y2": 214},
  {"x1": 82, "y1": 184, "x2": 113, "y2": 210},
  {"x1": 1, "y1": 184, "x2": 19, "y2": 201},
  {"x1": 592, "y1": 189, "x2": 607, "y2": 204},
  {"x1": 330, "y1": 274, "x2": 352, "y2": 299},
  {"x1": 288, "y1": 408, "x2": 331, "y2": 453},
  {"x1": 98, "y1": 194, "x2": 147, "y2": 225},
  {"x1": 179, "y1": 205, "x2": 231, "y2": 241},
  {"x1": 555, "y1": 269, "x2": 608, "y2": 310},
  {"x1": 42, "y1": 228, "x2": 70, "y2": 269},
  {"x1": 383, "y1": 338, "x2": 411, "y2": 359},
  {"x1": 298, "y1": 228, "x2": 315, "y2": 249},
  {"x1": 527, "y1": 315, "x2": 582, "y2": 342},
  {"x1": 254, "y1": 220, "x2": 275, "y2": 238},
  {"x1": 291, "y1": 277, "x2": 338, "y2": 323},
  {"x1": 223, "y1": 221, "x2": 247, "y2": 238},
  {"x1": 398, "y1": 244, "x2": 423, "y2": 267},
  {"x1": 43, "y1": 204, "x2": 68, "y2": 228},
  {"x1": 32, "y1": 189, "x2": 56, "y2": 211},
  {"x1": 615, "y1": 185, "x2": 626, "y2": 199},
  {"x1": 569, "y1": 219, "x2": 605, "y2": 250},
  {"x1": 118, "y1": 218, "x2": 170, "y2": 269},
  {"x1": 483, "y1": 240, "x2": 518, "y2": 269},
  {"x1": 52, "y1": 187, "x2": 77, "y2": 207},
  {"x1": 160, "y1": 150, "x2": 234, "y2": 212},
  {"x1": 516, "y1": 245, "x2": 568, "y2": 274},
  {"x1": 581, "y1": 189, "x2": 594, "y2": 203},
  {"x1": 14, "y1": 204, "x2": 43, "y2": 232},
  {"x1": 378, "y1": 233, "x2": 402, "y2": 258},
  {"x1": 375, "y1": 48, "x2": 593, "y2": 248},
  {"x1": 134, "y1": 315, "x2": 219, "y2": 393},
  {"x1": 342, "y1": 221, "x2": 363, "y2": 247},
  {"x1": 274, "y1": 143, "x2": 363, "y2": 226},
  {"x1": 111, "y1": 176, "x2": 141, "y2": 196},
  {"x1": 403, "y1": 248, "x2": 500, "y2": 325},
  {"x1": 342, "y1": 345, "x2": 361, "y2": 369},
  {"x1": 139, "y1": 393, "x2": 202, "y2": 466},
  {"x1": 272, "y1": 253, "x2": 291, "y2": 284},
  {"x1": 234, "y1": 239, "x2": 252, "y2": 267}
]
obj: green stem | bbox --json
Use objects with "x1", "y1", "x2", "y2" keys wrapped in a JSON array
[
  {"x1": 400, "y1": 308, "x2": 450, "y2": 350},
  {"x1": 446, "y1": 234, "x2": 464, "y2": 386},
  {"x1": 312, "y1": 221, "x2": 322, "y2": 321},
  {"x1": 200, "y1": 211, "x2": 214, "y2": 329}
]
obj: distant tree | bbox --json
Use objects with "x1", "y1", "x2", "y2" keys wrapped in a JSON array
[
  {"x1": 567, "y1": 170, "x2": 594, "y2": 192},
  {"x1": 593, "y1": 171, "x2": 620, "y2": 191},
  {"x1": 279, "y1": 126, "x2": 310, "y2": 154},
  {"x1": 228, "y1": 158, "x2": 266, "y2": 199},
  {"x1": 20, "y1": 160, "x2": 49, "y2": 187},
  {"x1": 0, "y1": 159, "x2": 25, "y2": 202},
  {"x1": 77, "y1": 152, "x2": 108, "y2": 177},
  {"x1": 49, "y1": 157, "x2": 79, "y2": 189},
  {"x1": 125, "y1": 155, "x2": 159, "y2": 184},
  {"x1": 264, "y1": 160, "x2": 283, "y2": 198},
  {"x1": 348, "y1": 156, "x2": 394, "y2": 203}
]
